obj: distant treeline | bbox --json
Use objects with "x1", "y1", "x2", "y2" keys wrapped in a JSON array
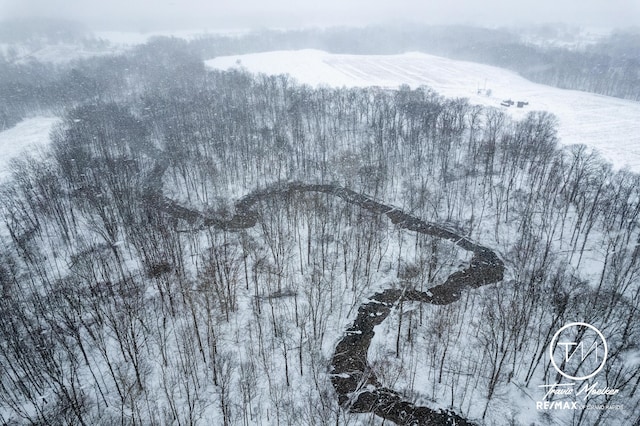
[
  {"x1": 0, "y1": 37, "x2": 197, "y2": 130},
  {"x1": 2, "y1": 22, "x2": 639, "y2": 132},
  {"x1": 186, "y1": 25, "x2": 640, "y2": 101}
]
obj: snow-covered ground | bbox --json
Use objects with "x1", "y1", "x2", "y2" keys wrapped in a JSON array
[
  {"x1": 2, "y1": 29, "x2": 248, "y2": 64},
  {"x1": 0, "y1": 117, "x2": 59, "y2": 181},
  {"x1": 207, "y1": 49, "x2": 640, "y2": 173}
]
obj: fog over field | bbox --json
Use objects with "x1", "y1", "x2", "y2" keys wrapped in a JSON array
[{"x1": 1, "y1": 0, "x2": 639, "y2": 29}]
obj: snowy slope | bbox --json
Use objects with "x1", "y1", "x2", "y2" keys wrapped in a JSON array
[
  {"x1": 0, "y1": 117, "x2": 59, "y2": 181},
  {"x1": 206, "y1": 50, "x2": 640, "y2": 173}
]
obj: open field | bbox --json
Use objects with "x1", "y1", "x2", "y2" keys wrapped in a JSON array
[
  {"x1": 207, "y1": 49, "x2": 640, "y2": 172},
  {"x1": 0, "y1": 116, "x2": 59, "y2": 180}
]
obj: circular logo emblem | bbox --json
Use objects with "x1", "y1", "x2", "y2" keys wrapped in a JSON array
[{"x1": 549, "y1": 322, "x2": 607, "y2": 381}]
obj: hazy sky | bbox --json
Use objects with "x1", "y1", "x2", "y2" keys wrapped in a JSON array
[{"x1": 1, "y1": 0, "x2": 638, "y2": 31}]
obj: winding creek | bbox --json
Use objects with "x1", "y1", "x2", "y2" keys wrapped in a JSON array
[{"x1": 152, "y1": 177, "x2": 505, "y2": 425}]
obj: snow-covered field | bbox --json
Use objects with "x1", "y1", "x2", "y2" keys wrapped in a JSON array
[
  {"x1": 0, "y1": 117, "x2": 59, "y2": 181},
  {"x1": 207, "y1": 49, "x2": 640, "y2": 173}
]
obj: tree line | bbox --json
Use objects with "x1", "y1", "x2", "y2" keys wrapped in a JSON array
[{"x1": 2, "y1": 23, "x2": 639, "y2": 132}]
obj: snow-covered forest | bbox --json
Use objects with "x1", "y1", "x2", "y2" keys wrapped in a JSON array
[{"x1": 0, "y1": 23, "x2": 639, "y2": 426}]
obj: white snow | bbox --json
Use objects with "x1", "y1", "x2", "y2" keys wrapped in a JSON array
[
  {"x1": 206, "y1": 49, "x2": 640, "y2": 173},
  {"x1": 5, "y1": 29, "x2": 250, "y2": 64},
  {"x1": 0, "y1": 117, "x2": 59, "y2": 181}
]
